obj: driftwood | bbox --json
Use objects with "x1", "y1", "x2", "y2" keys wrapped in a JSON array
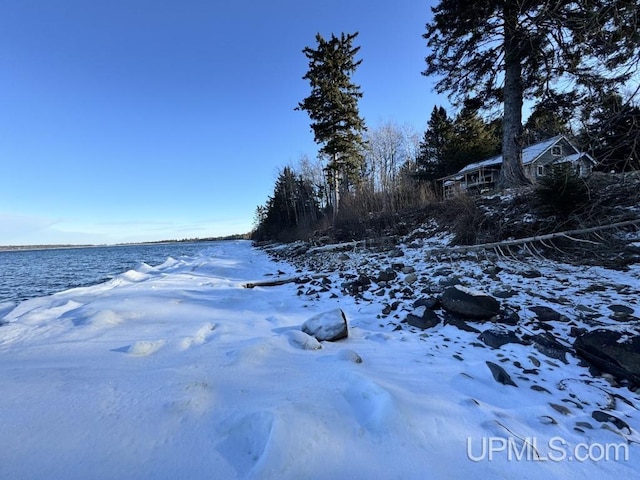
[
  {"x1": 433, "y1": 218, "x2": 640, "y2": 256},
  {"x1": 244, "y1": 273, "x2": 328, "y2": 289}
]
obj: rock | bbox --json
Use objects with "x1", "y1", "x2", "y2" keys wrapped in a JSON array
[
  {"x1": 530, "y1": 333, "x2": 570, "y2": 364},
  {"x1": 404, "y1": 273, "x2": 418, "y2": 284},
  {"x1": 438, "y1": 276, "x2": 462, "y2": 287},
  {"x1": 440, "y1": 286, "x2": 501, "y2": 320},
  {"x1": 486, "y1": 361, "x2": 518, "y2": 387},
  {"x1": 479, "y1": 327, "x2": 523, "y2": 349},
  {"x1": 388, "y1": 248, "x2": 404, "y2": 258},
  {"x1": 549, "y1": 403, "x2": 571, "y2": 415},
  {"x1": 569, "y1": 326, "x2": 587, "y2": 338},
  {"x1": 528, "y1": 306, "x2": 569, "y2": 322},
  {"x1": 483, "y1": 265, "x2": 502, "y2": 276},
  {"x1": 521, "y1": 269, "x2": 542, "y2": 278},
  {"x1": 401, "y1": 266, "x2": 416, "y2": 274},
  {"x1": 591, "y1": 410, "x2": 632, "y2": 433},
  {"x1": 391, "y1": 262, "x2": 405, "y2": 271},
  {"x1": 337, "y1": 253, "x2": 351, "y2": 261},
  {"x1": 574, "y1": 329, "x2": 640, "y2": 386},
  {"x1": 404, "y1": 307, "x2": 440, "y2": 330},
  {"x1": 443, "y1": 314, "x2": 481, "y2": 333},
  {"x1": 377, "y1": 268, "x2": 397, "y2": 283},
  {"x1": 495, "y1": 309, "x2": 520, "y2": 325},
  {"x1": 608, "y1": 304, "x2": 634, "y2": 314},
  {"x1": 301, "y1": 309, "x2": 349, "y2": 342},
  {"x1": 531, "y1": 385, "x2": 551, "y2": 394},
  {"x1": 342, "y1": 274, "x2": 371, "y2": 294},
  {"x1": 608, "y1": 304, "x2": 636, "y2": 321},
  {"x1": 493, "y1": 289, "x2": 517, "y2": 299},
  {"x1": 413, "y1": 297, "x2": 439, "y2": 310}
]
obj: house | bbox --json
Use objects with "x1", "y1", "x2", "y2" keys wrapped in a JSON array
[{"x1": 439, "y1": 135, "x2": 596, "y2": 198}]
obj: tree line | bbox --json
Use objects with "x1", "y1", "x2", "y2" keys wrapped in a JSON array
[{"x1": 253, "y1": 0, "x2": 639, "y2": 243}]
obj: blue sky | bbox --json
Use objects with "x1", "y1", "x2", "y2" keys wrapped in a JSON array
[{"x1": 0, "y1": 0, "x2": 440, "y2": 245}]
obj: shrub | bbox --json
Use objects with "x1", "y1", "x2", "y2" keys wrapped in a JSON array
[{"x1": 535, "y1": 163, "x2": 590, "y2": 218}]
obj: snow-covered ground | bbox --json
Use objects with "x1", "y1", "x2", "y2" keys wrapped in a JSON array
[{"x1": 0, "y1": 239, "x2": 639, "y2": 479}]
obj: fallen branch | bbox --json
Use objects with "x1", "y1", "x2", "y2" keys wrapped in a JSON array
[
  {"x1": 244, "y1": 273, "x2": 328, "y2": 289},
  {"x1": 433, "y1": 218, "x2": 640, "y2": 255}
]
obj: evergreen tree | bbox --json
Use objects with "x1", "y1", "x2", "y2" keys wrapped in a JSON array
[
  {"x1": 254, "y1": 167, "x2": 321, "y2": 242},
  {"x1": 297, "y1": 32, "x2": 367, "y2": 222},
  {"x1": 423, "y1": 0, "x2": 640, "y2": 189},
  {"x1": 583, "y1": 93, "x2": 640, "y2": 172},
  {"x1": 447, "y1": 107, "x2": 501, "y2": 173},
  {"x1": 416, "y1": 106, "x2": 500, "y2": 182},
  {"x1": 523, "y1": 92, "x2": 577, "y2": 145},
  {"x1": 415, "y1": 106, "x2": 454, "y2": 181}
]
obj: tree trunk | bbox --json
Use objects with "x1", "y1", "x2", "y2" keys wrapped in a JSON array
[
  {"x1": 499, "y1": 4, "x2": 531, "y2": 189},
  {"x1": 331, "y1": 154, "x2": 339, "y2": 227}
]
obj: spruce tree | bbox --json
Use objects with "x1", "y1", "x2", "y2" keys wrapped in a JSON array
[
  {"x1": 416, "y1": 106, "x2": 454, "y2": 181},
  {"x1": 297, "y1": 32, "x2": 367, "y2": 222},
  {"x1": 423, "y1": 0, "x2": 640, "y2": 189}
]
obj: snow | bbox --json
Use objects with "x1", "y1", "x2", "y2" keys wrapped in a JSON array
[{"x1": 1, "y1": 239, "x2": 639, "y2": 479}]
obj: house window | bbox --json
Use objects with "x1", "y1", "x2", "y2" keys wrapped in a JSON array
[
  {"x1": 551, "y1": 145, "x2": 562, "y2": 156},
  {"x1": 536, "y1": 165, "x2": 545, "y2": 177}
]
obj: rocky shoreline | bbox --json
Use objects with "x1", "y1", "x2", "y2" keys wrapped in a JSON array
[{"x1": 258, "y1": 227, "x2": 640, "y2": 443}]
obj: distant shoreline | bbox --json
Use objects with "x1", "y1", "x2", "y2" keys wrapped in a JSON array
[{"x1": 0, "y1": 234, "x2": 249, "y2": 253}]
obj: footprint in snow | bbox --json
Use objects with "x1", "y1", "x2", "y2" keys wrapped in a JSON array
[
  {"x1": 112, "y1": 340, "x2": 165, "y2": 356},
  {"x1": 179, "y1": 322, "x2": 217, "y2": 350},
  {"x1": 342, "y1": 374, "x2": 395, "y2": 433},
  {"x1": 216, "y1": 411, "x2": 274, "y2": 476}
]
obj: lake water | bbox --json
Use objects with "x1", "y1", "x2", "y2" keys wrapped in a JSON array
[{"x1": 0, "y1": 242, "x2": 217, "y2": 304}]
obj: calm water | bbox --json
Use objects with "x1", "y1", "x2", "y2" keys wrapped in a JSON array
[{"x1": 0, "y1": 242, "x2": 216, "y2": 304}]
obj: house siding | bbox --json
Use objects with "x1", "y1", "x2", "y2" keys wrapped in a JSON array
[{"x1": 439, "y1": 136, "x2": 595, "y2": 198}]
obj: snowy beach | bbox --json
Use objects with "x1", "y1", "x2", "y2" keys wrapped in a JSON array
[{"x1": 1, "y1": 239, "x2": 639, "y2": 479}]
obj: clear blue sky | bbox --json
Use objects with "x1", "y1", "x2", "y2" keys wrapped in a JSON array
[{"x1": 0, "y1": 0, "x2": 441, "y2": 245}]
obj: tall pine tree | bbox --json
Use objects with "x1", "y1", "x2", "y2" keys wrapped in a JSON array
[
  {"x1": 423, "y1": 0, "x2": 640, "y2": 189},
  {"x1": 297, "y1": 32, "x2": 367, "y2": 223}
]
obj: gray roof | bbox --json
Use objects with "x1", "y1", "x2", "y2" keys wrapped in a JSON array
[{"x1": 457, "y1": 135, "x2": 565, "y2": 175}]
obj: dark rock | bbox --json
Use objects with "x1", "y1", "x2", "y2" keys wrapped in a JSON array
[
  {"x1": 377, "y1": 269, "x2": 397, "y2": 283},
  {"x1": 479, "y1": 328, "x2": 523, "y2": 349},
  {"x1": 342, "y1": 274, "x2": 372, "y2": 295},
  {"x1": 574, "y1": 329, "x2": 640, "y2": 386},
  {"x1": 404, "y1": 307, "x2": 441, "y2": 330},
  {"x1": 569, "y1": 326, "x2": 587, "y2": 338},
  {"x1": 529, "y1": 333, "x2": 570, "y2": 364},
  {"x1": 433, "y1": 267, "x2": 453, "y2": 276},
  {"x1": 401, "y1": 266, "x2": 415, "y2": 274},
  {"x1": 302, "y1": 309, "x2": 348, "y2": 342},
  {"x1": 391, "y1": 262, "x2": 405, "y2": 271},
  {"x1": 438, "y1": 276, "x2": 462, "y2": 287},
  {"x1": 528, "y1": 355, "x2": 541, "y2": 367},
  {"x1": 486, "y1": 361, "x2": 518, "y2": 387},
  {"x1": 550, "y1": 403, "x2": 571, "y2": 415},
  {"x1": 495, "y1": 309, "x2": 520, "y2": 325},
  {"x1": 443, "y1": 313, "x2": 481, "y2": 333},
  {"x1": 404, "y1": 273, "x2": 418, "y2": 284},
  {"x1": 440, "y1": 286, "x2": 501, "y2": 320},
  {"x1": 528, "y1": 306, "x2": 569, "y2": 322},
  {"x1": 591, "y1": 410, "x2": 632, "y2": 433},
  {"x1": 413, "y1": 297, "x2": 440, "y2": 310},
  {"x1": 608, "y1": 304, "x2": 634, "y2": 314},
  {"x1": 521, "y1": 269, "x2": 542, "y2": 278},
  {"x1": 483, "y1": 265, "x2": 503, "y2": 276},
  {"x1": 493, "y1": 289, "x2": 517, "y2": 299},
  {"x1": 531, "y1": 385, "x2": 551, "y2": 394}
]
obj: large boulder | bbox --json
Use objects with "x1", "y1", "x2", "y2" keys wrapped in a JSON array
[
  {"x1": 574, "y1": 329, "x2": 640, "y2": 385},
  {"x1": 302, "y1": 309, "x2": 349, "y2": 342},
  {"x1": 440, "y1": 286, "x2": 501, "y2": 320}
]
